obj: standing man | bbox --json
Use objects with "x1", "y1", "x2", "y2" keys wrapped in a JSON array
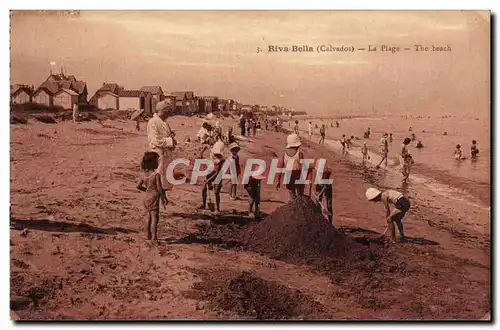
[
  {"x1": 147, "y1": 100, "x2": 176, "y2": 190},
  {"x1": 376, "y1": 133, "x2": 389, "y2": 168},
  {"x1": 72, "y1": 102, "x2": 79, "y2": 122}
]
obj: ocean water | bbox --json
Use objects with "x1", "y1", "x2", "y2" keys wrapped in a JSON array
[{"x1": 306, "y1": 115, "x2": 490, "y2": 185}]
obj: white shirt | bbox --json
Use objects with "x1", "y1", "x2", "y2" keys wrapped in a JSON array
[{"x1": 147, "y1": 114, "x2": 174, "y2": 155}]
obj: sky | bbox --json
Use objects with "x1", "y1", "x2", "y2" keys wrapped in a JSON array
[{"x1": 10, "y1": 10, "x2": 490, "y2": 116}]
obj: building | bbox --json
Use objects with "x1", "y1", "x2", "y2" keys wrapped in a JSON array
[
  {"x1": 37, "y1": 68, "x2": 88, "y2": 103},
  {"x1": 140, "y1": 86, "x2": 164, "y2": 114},
  {"x1": 170, "y1": 91, "x2": 196, "y2": 115},
  {"x1": 198, "y1": 96, "x2": 218, "y2": 113},
  {"x1": 10, "y1": 85, "x2": 33, "y2": 104},
  {"x1": 53, "y1": 88, "x2": 79, "y2": 109},
  {"x1": 32, "y1": 87, "x2": 54, "y2": 107},
  {"x1": 118, "y1": 90, "x2": 152, "y2": 112}
]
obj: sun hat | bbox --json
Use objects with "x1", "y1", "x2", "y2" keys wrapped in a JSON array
[
  {"x1": 365, "y1": 187, "x2": 382, "y2": 201},
  {"x1": 383, "y1": 132, "x2": 388, "y2": 137},
  {"x1": 286, "y1": 133, "x2": 301, "y2": 148},
  {"x1": 229, "y1": 142, "x2": 241, "y2": 152}
]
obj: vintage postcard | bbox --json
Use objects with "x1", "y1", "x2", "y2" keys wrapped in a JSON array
[{"x1": 10, "y1": 10, "x2": 490, "y2": 321}]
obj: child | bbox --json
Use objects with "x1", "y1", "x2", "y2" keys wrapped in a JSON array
[
  {"x1": 455, "y1": 144, "x2": 464, "y2": 160},
  {"x1": 416, "y1": 140, "x2": 424, "y2": 150},
  {"x1": 310, "y1": 159, "x2": 333, "y2": 224},
  {"x1": 198, "y1": 144, "x2": 225, "y2": 214},
  {"x1": 389, "y1": 133, "x2": 393, "y2": 143},
  {"x1": 400, "y1": 138, "x2": 413, "y2": 183},
  {"x1": 308, "y1": 121, "x2": 313, "y2": 138},
  {"x1": 340, "y1": 134, "x2": 347, "y2": 155},
  {"x1": 244, "y1": 165, "x2": 265, "y2": 219},
  {"x1": 361, "y1": 142, "x2": 369, "y2": 166},
  {"x1": 376, "y1": 133, "x2": 389, "y2": 168},
  {"x1": 365, "y1": 187, "x2": 411, "y2": 243},
  {"x1": 471, "y1": 140, "x2": 479, "y2": 159},
  {"x1": 319, "y1": 125, "x2": 326, "y2": 145},
  {"x1": 276, "y1": 133, "x2": 305, "y2": 201},
  {"x1": 136, "y1": 152, "x2": 168, "y2": 242},
  {"x1": 293, "y1": 120, "x2": 300, "y2": 135},
  {"x1": 228, "y1": 142, "x2": 241, "y2": 200}
]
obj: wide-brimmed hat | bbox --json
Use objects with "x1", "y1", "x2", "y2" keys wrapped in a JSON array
[
  {"x1": 365, "y1": 187, "x2": 382, "y2": 201},
  {"x1": 229, "y1": 142, "x2": 241, "y2": 152},
  {"x1": 286, "y1": 133, "x2": 301, "y2": 148},
  {"x1": 211, "y1": 141, "x2": 225, "y2": 155},
  {"x1": 383, "y1": 132, "x2": 388, "y2": 137}
]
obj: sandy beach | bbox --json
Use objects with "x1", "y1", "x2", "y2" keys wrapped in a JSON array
[{"x1": 10, "y1": 114, "x2": 490, "y2": 320}]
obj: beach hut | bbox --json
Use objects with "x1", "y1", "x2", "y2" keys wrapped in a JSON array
[
  {"x1": 11, "y1": 85, "x2": 32, "y2": 104},
  {"x1": 32, "y1": 87, "x2": 54, "y2": 107},
  {"x1": 53, "y1": 88, "x2": 79, "y2": 109}
]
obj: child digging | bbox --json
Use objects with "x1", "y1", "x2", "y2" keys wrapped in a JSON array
[
  {"x1": 366, "y1": 187, "x2": 411, "y2": 243},
  {"x1": 136, "y1": 152, "x2": 168, "y2": 243}
]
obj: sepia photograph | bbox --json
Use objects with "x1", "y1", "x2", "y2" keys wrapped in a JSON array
[{"x1": 9, "y1": 10, "x2": 491, "y2": 321}]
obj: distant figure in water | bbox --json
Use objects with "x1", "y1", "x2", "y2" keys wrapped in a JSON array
[
  {"x1": 336, "y1": 121, "x2": 340, "y2": 128},
  {"x1": 416, "y1": 140, "x2": 424, "y2": 150},
  {"x1": 408, "y1": 126, "x2": 413, "y2": 132},
  {"x1": 330, "y1": 122, "x2": 334, "y2": 128},
  {"x1": 411, "y1": 133, "x2": 416, "y2": 141},
  {"x1": 365, "y1": 187, "x2": 411, "y2": 243},
  {"x1": 454, "y1": 144, "x2": 465, "y2": 160},
  {"x1": 471, "y1": 140, "x2": 479, "y2": 159},
  {"x1": 361, "y1": 142, "x2": 369, "y2": 166},
  {"x1": 443, "y1": 131, "x2": 448, "y2": 136},
  {"x1": 389, "y1": 133, "x2": 393, "y2": 143}
]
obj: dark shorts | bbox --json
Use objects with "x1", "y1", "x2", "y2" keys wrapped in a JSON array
[{"x1": 394, "y1": 196, "x2": 411, "y2": 218}]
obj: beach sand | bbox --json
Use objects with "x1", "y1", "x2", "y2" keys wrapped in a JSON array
[{"x1": 10, "y1": 114, "x2": 490, "y2": 320}]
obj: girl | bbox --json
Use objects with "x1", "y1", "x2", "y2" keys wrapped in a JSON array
[
  {"x1": 366, "y1": 187, "x2": 411, "y2": 243},
  {"x1": 276, "y1": 133, "x2": 305, "y2": 201},
  {"x1": 400, "y1": 138, "x2": 413, "y2": 183},
  {"x1": 136, "y1": 152, "x2": 168, "y2": 242}
]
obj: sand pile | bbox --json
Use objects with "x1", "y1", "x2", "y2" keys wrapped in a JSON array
[
  {"x1": 241, "y1": 196, "x2": 370, "y2": 266},
  {"x1": 186, "y1": 269, "x2": 324, "y2": 319}
]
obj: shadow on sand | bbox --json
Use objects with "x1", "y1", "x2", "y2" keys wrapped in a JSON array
[
  {"x1": 10, "y1": 218, "x2": 137, "y2": 235},
  {"x1": 162, "y1": 234, "x2": 239, "y2": 249},
  {"x1": 340, "y1": 226, "x2": 440, "y2": 246},
  {"x1": 171, "y1": 211, "x2": 267, "y2": 226}
]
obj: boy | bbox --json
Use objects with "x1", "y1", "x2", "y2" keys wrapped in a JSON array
[
  {"x1": 319, "y1": 124, "x2": 326, "y2": 145},
  {"x1": 308, "y1": 121, "x2": 313, "y2": 138},
  {"x1": 228, "y1": 142, "x2": 241, "y2": 200},
  {"x1": 365, "y1": 187, "x2": 411, "y2": 243},
  {"x1": 293, "y1": 120, "x2": 300, "y2": 135},
  {"x1": 340, "y1": 134, "x2": 347, "y2": 155},
  {"x1": 276, "y1": 133, "x2": 305, "y2": 201},
  {"x1": 310, "y1": 159, "x2": 333, "y2": 225},
  {"x1": 198, "y1": 144, "x2": 225, "y2": 214},
  {"x1": 244, "y1": 164, "x2": 265, "y2": 219}
]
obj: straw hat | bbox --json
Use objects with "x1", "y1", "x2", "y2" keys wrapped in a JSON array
[
  {"x1": 383, "y1": 132, "x2": 388, "y2": 137},
  {"x1": 365, "y1": 188, "x2": 381, "y2": 201},
  {"x1": 229, "y1": 142, "x2": 241, "y2": 152},
  {"x1": 286, "y1": 133, "x2": 301, "y2": 148}
]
